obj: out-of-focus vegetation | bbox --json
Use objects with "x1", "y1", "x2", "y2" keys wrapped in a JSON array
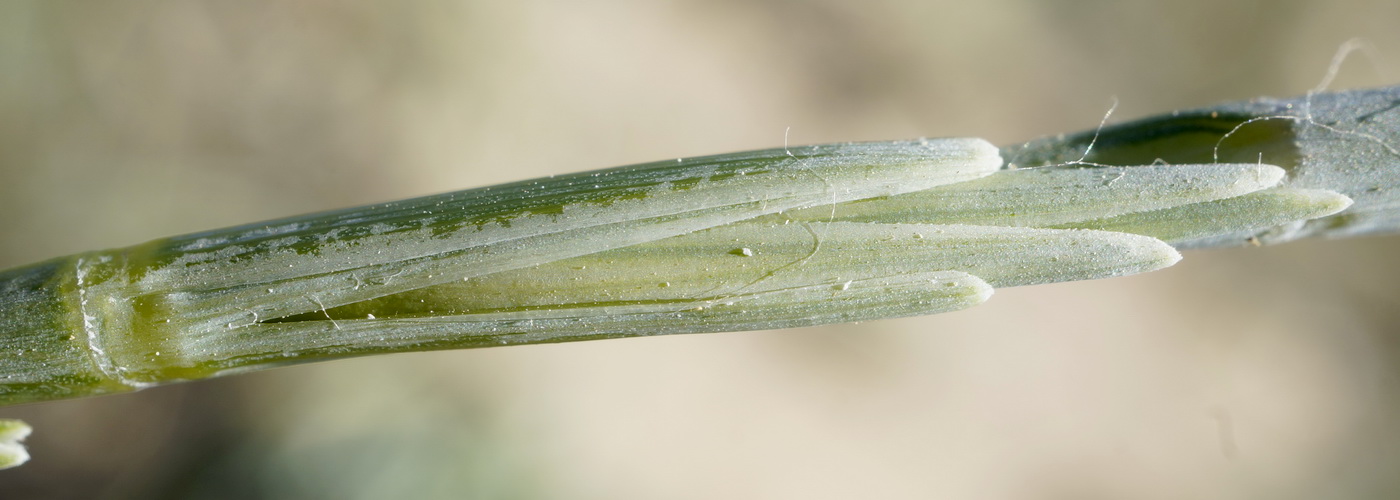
[{"x1": 2, "y1": 1, "x2": 1400, "y2": 498}]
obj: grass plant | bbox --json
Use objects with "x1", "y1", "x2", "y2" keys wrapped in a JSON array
[{"x1": 1, "y1": 84, "x2": 1396, "y2": 469}]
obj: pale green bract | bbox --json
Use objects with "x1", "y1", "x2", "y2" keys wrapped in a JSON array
[
  {"x1": 0, "y1": 419, "x2": 30, "y2": 469},
  {"x1": 3, "y1": 84, "x2": 1396, "y2": 470},
  {"x1": 0, "y1": 138, "x2": 1008, "y2": 406}
]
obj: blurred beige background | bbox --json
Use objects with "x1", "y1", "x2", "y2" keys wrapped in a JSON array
[{"x1": 3, "y1": 1, "x2": 1400, "y2": 498}]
